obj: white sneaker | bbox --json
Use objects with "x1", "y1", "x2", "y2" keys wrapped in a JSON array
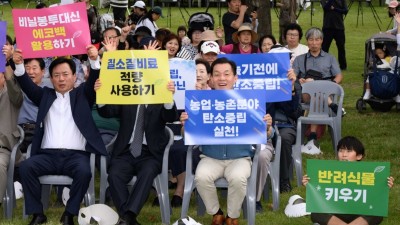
[
  {"x1": 363, "y1": 90, "x2": 371, "y2": 100},
  {"x1": 394, "y1": 95, "x2": 400, "y2": 103},
  {"x1": 301, "y1": 140, "x2": 321, "y2": 155},
  {"x1": 284, "y1": 195, "x2": 311, "y2": 218}
]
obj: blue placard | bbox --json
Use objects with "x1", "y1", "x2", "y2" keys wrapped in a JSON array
[
  {"x1": 0, "y1": 21, "x2": 6, "y2": 73},
  {"x1": 184, "y1": 89, "x2": 267, "y2": 145},
  {"x1": 220, "y1": 53, "x2": 291, "y2": 102}
]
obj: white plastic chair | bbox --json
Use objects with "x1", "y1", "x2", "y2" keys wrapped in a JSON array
[
  {"x1": 99, "y1": 127, "x2": 174, "y2": 225},
  {"x1": 23, "y1": 145, "x2": 96, "y2": 218},
  {"x1": 262, "y1": 125, "x2": 281, "y2": 211},
  {"x1": 293, "y1": 80, "x2": 344, "y2": 186},
  {"x1": 2, "y1": 125, "x2": 24, "y2": 219},
  {"x1": 181, "y1": 145, "x2": 261, "y2": 225}
]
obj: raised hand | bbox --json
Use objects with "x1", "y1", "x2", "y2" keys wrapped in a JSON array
[
  {"x1": 302, "y1": 175, "x2": 310, "y2": 186},
  {"x1": 12, "y1": 49, "x2": 24, "y2": 65},
  {"x1": 94, "y1": 79, "x2": 102, "y2": 91},
  {"x1": 86, "y1": 45, "x2": 99, "y2": 60},
  {"x1": 144, "y1": 40, "x2": 160, "y2": 50},
  {"x1": 102, "y1": 36, "x2": 118, "y2": 52},
  {"x1": 167, "y1": 80, "x2": 175, "y2": 94},
  {"x1": 2, "y1": 44, "x2": 14, "y2": 61}
]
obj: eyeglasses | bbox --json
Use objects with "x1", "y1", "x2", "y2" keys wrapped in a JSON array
[
  {"x1": 286, "y1": 33, "x2": 299, "y2": 37},
  {"x1": 106, "y1": 35, "x2": 119, "y2": 40}
]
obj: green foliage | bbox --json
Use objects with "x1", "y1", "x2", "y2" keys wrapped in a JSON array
[{"x1": 1, "y1": 1, "x2": 399, "y2": 224}]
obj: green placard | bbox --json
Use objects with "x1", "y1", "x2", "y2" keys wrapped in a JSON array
[{"x1": 306, "y1": 159, "x2": 390, "y2": 217}]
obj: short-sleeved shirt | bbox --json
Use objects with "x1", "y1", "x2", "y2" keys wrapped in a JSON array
[
  {"x1": 292, "y1": 50, "x2": 341, "y2": 79},
  {"x1": 222, "y1": 12, "x2": 252, "y2": 45}
]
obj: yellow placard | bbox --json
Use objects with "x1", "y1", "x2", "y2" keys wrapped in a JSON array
[{"x1": 97, "y1": 50, "x2": 172, "y2": 104}]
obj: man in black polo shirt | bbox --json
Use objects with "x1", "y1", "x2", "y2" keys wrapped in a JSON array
[{"x1": 222, "y1": 0, "x2": 256, "y2": 45}]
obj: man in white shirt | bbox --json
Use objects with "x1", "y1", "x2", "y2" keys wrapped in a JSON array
[{"x1": 12, "y1": 46, "x2": 108, "y2": 225}]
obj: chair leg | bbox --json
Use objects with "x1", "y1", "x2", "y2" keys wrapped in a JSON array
[
  {"x1": 180, "y1": 175, "x2": 195, "y2": 218},
  {"x1": 245, "y1": 189, "x2": 256, "y2": 225},
  {"x1": 153, "y1": 175, "x2": 170, "y2": 225},
  {"x1": 99, "y1": 156, "x2": 108, "y2": 204},
  {"x1": 293, "y1": 122, "x2": 304, "y2": 187},
  {"x1": 270, "y1": 162, "x2": 280, "y2": 211},
  {"x1": 4, "y1": 184, "x2": 14, "y2": 219}
]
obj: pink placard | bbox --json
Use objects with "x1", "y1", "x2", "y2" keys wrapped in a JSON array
[{"x1": 12, "y1": 2, "x2": 90, "y2": 58}]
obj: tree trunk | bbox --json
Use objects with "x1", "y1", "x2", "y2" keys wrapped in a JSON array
[{"x1": 248, "y1": 0, "x2": 272, "y2": 41}]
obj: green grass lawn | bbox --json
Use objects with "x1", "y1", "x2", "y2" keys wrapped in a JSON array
[{"x1": 1, "y1": 1, "x2": 400, "y2": 224}]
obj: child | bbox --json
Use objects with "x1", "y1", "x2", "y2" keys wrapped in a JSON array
[
  {"x1": 302, "y1": 136, "x2": 395, "y2": 225},
  {"x1": 177, "y1": 25, "x2": 190, "y2": 46},
  {"x1": 363, "y1": 46, "x2": 391, "y2": 100}
]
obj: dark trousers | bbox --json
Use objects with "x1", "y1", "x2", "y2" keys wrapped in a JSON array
[
  {"x1": 168, "y1": 139, "x2": 187, "y2": 177},
  {"x1": 322, "y1": 28, "x2": 347, "y2": 70},
  {"x1": 108, "y1": 147, "x2": 162, "y2": 216},
  {"x1": 277, "y1": 127, "x2": 296, "y2": 184},
  {"x1": 19, "y1": 150, "x2": 91, "y2": 215},
  {"x1": 113, "y1": 7, "x2": 126, "y2": 22}
]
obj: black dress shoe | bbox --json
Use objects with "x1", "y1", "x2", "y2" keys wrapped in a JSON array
[
  {"x1": 280, "y1": 182, "x2": 292, "y2": 193},
  {"x1": 60, "y1": 211, "x2": 75, "y2": 225},
  {"x1": 152, "y1": 196, "x2": 160, "y2": 207},
  {"x1": 171, "y1": 195, "x2": 183, "y2": 208},
  {"x1": 123, "y1": 211, "x2": 142, "y2": 225},
  {"x1": 29, "y1": 213, "x2": 47, "y2": 225}
]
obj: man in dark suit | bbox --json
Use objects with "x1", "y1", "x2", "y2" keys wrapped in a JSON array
[
  {"x1": 12, "y1": 46, "x2": 108, "y2": 225},
  {"x1": 96, "y1": 79, "x2": 178, "y2": 225}
]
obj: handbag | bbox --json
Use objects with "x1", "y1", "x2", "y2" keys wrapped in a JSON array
[{"x1": 303, "y1": 54, "x2": 330, "y2": 80}]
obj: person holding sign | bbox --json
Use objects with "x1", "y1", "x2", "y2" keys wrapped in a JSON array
[
  {"x1": 302, "y1": 136, "x2": 395, "y2": 225},
  {"x1": 180, "y1": 57, "x2": 274, "y2": 225},
  {"x1": 12, "y1": 45, "x2": 108, "y2": 225},
  {"x1": 95, "y1": 81, "x2": 178, "y2": 224}
]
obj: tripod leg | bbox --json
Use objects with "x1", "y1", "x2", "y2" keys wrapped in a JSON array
[
  {"x1": 369, "y1": 3, "x2": 382, "y2": 24},
  {"x1": 296, "y1": 0, "x2": 307, "y2": 19},
  {"x1": 368, "y1": 4, "x2": 381, "y2": 30},
  {"x1": 387, "y1": 17, "x2": 394, "y2": 31}
]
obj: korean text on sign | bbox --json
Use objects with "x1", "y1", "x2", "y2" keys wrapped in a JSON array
[
  {"x1": 306, "y1": 159, "x2": 391, "y2": 217},
  {"x1": 169, "y1": 59, "x2": 196, "y2": 110},
  {"x1": 97, "y1": 50, "x2": 173, "y2": 105},
  {"x1": 184, "y1": 89, "x2": 268, "y2": 145},
  {"x1": 12, "y1": 2, "x2": 90, "y2": 58},
  {"x1": 220, "y1": 53, "x2": 292, "y2": 102}
]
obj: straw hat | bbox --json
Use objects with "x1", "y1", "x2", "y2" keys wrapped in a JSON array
[
  {"x1": 232, "y1": 23, "x2": 258, "y2": 44},
  {"x1": 201, "y1": 30, "x2": 221, "y2": 41}
]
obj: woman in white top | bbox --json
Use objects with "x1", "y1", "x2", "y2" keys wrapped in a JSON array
[
  {"x1": 284, "y1": 23, "x2": 309, "y2": 58},
  {"x1": 135, "y1": 6, "x2": 163, "y2": 37}
]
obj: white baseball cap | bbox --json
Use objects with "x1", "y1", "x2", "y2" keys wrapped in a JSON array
[
  {"x1": 201, "y1": 41, "x2": 220, "y2": 54},
  {"x1": 131, "y1": 1, "x2": 146, "y2": 9}
]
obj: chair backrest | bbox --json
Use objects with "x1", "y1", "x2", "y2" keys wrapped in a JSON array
[{"x1": 302, "y1": 81, "x2": 344, "y2": 118}]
